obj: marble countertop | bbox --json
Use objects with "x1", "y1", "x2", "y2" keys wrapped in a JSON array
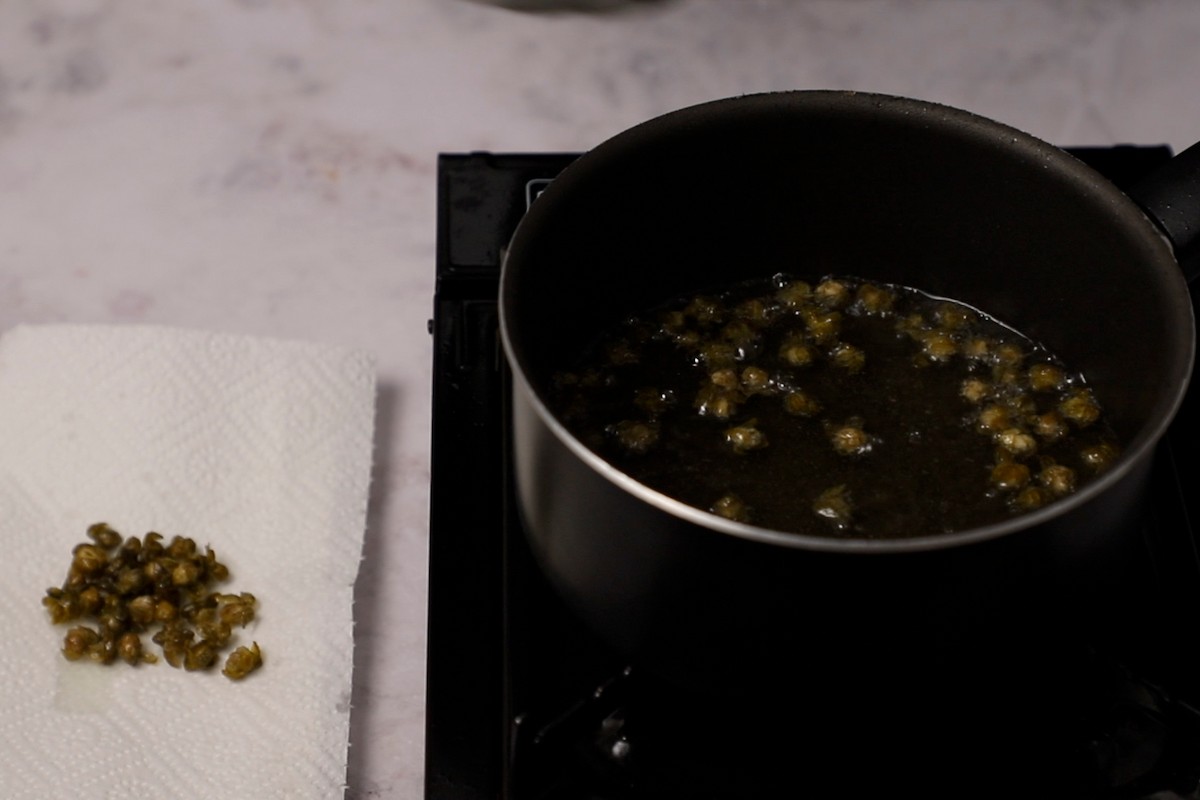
[{"x1": 3, "y1": 1, "x2": 1199, "y2": 796}]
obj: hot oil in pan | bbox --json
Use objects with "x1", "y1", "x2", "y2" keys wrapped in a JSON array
[{"x1": 549, "y1": 273, "x2": 1121, "y2": 539}]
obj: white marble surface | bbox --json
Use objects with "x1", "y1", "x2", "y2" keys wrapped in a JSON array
[{"x1": 2, "y1": 1, "x2": 1200, "y2": 796}]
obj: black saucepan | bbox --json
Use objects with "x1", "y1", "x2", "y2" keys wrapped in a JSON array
[{"x1": 498, "y1": 90, "x2": 1197, "y2": 702}]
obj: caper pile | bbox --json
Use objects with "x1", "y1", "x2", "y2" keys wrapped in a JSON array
[
  {"x1": 42, "y1": 523, "x2": 263, "y2": 680},
  {"x1": 551, "y1": 273, "x2": 1122, "y2": 538}
]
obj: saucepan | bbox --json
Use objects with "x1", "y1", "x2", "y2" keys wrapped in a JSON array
[{"x1": 497, "y1": 90, "x2": 1197, "y2": 705}]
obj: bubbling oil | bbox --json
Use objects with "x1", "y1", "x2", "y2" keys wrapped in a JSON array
[{"x1": 549, "y1": 274, "x2": 1121, "y2": 539}]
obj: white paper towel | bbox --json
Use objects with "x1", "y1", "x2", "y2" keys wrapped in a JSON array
[{"x1": 0, "y1": 324, "x2": 376, "y2": 800}]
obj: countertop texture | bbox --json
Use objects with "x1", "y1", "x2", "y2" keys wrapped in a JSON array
[{"x1": 3, "y1": 1, "x2": 1199, "y2": 797}]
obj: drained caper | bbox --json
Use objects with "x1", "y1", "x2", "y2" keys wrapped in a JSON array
[
  {"x1": 86, "y1": 522, "x2": 123, "y2": 550},
  {"x1": 223, "y1": 642, "x2": 263, "y2": 681},
  {"x1": 62, "y1": 626, "x2": 100, "y2": 661},
  {"x1": 43, "y1": 524, "x2": 263, "y2": 680},
  {"x1": 71, "y1": 544, "x2": 108, "y2": 576}
]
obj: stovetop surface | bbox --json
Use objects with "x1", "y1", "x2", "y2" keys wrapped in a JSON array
[{"x1": 427, "y1": 147, "x2": 1200, "y2": 800}]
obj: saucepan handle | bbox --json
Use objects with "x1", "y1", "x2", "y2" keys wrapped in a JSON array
[{"x1": 1126, "y1": 139, "x2": 1200, "y2": 284}]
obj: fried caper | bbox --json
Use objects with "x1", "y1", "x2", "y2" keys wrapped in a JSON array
[
  {"x1": 551, "y1": 273, "x2": 1121, "y2": 538},
  {"x1": 740, "y1": 366, "x2": 772, "y2": 394},
  {"x1": 854, "y1": 283, "x2": 895, "y2": 315},
  {"x1": 960, "y1": 337, "x2": 992, "y2": 361},
  {"x1": 218, "y1": 593, "x2": 257, "y2": 628},
  {"x1": 994, "y1": 428, "x2": 1037, "y2": 458},
  {"x1": 779, "y1": 335, "x2": 817, "y2": 368},
  {"x1": 990, "y1": 462, "x2": 1031, "y2": 492},
  {"x1": 735, "y1": 298, "x2": 771, "y2": 326},
  {"x1": 196, "y1": 613, "x2": 233, "y2": 648},
  {"x1": 782, "y1": 389, "x2": 822, "y2": 417},
  {"x1": 223, "y1": 643, "x2": 263, "y2": 681},
  {"x1": 992, "y1": 343, "x2": 1025, "y2": 368},
  {"x1": 142, "y1": 532, "x2": 165, "y2": 559},
  {"x1": 917, "y1": 330, "x2": 957, "y2": 363},
  {"x1": 1038, "y1": 464, "x2": 1077, "y2": 497},
  {"x1": 933, "y1": 302, "x2": 976, "y2": 331},
  {"x1": 829, "y1": 422, "x2": 873, "y2": 456},
  {"x1": 43, "y1": 523, "x2": 262, "y2": 679},
  {"x1": 71, "y1": 544, "x2": 108, "y2": 576},
  {"x1": 775, "y1": 279, "x2": 812, "y2": 308},
  {"x1": 697, "y1": 341, "x2": 739, "y2": 370},
  {"x1": 829, "y1": 343, "x2": 866, "y2": 374},
  {"x1": 814, "y1": 278, "x2": 851, "y2": 309},
  {"x1": 1060, "y1": 389, "x2": 1101, "y2": 427},
  {"x1": 87, "y1": 634, "x2": 118, "y2": 665},
  {"x1": 62, "y1": 626, "x2": 100, "y2": 661},
  {"x1": 155, "y1": 623, "x2": 194, "y2": 669},
  {"x1": 609, "y1": 420, "x2": 659, "y2": 455},
  {"x1": 127, "y1": 595, "x2": 156, "y2": 625},
  {"x1": 1010, "y1": 486, "x2": 1047, "y2": 512},
  {"x1": 724, "y1": 421, "x2": 768, "y2": 454},
  {"x1": 813, "y1": 485, "x2": 854, "y2": 528},
  {"x1": 960, "y1": 378, "x2": 991, "y2": 404},
  {"x1": 184, "y1": 641, "x2": 218, "y2": 672},
  {"x1": 43, "y1": 593, "x2": 79, "y2": 625},
  {"x1": 117, "y1": 632, "x2": 144, "y2": 666},
  {"x1": 171, "y1": 560, "x2": 202, "y2": 587},
  {"x1": 86, "y1": 522, "x2": 123, "y2": 550},
  {"x1": 205, "y1": 548, "x2": 230, "y2": 582},
  {"x1": 721, "y1": 320, "x2": 759, "y2": 352},
  {"x1": 1080, "y1": 442, "x2": 1119, "y2": 473},
  {"x1": 976, "y1": 404, "x2": 1012, "y2": 434},
  {"x1": 1028, "y1": 363, "x2": 1066, "y2": 393},
  {"x1": 694, "y1": 384, "x2": 740, "y2": 420},
  {"x1": 78, "y1": 586, "x2": 103, "y2": 616},
  {"x1": 895, "y1": 312, "x2": 928, "y2": 337},
  {"x1": 1033, "y1": 411, "x2": 1068, "y2": 443},
  {"x1": 710, "y1": 493, "x2": 750, "y2": 523},
  {"x1": 709, "y1": 368, "x2": 739, "y2": 390},
  {"x1": 800, "y1": 307, "x2": 841, "y2": 344},
  {"x1": 115, "y1": 566, "x2": 147, "y2": 596},
  {"x1": 166, "y1": 535, "x2": 197, "y2": 560}
]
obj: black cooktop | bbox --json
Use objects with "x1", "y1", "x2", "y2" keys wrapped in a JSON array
[{"x1": 426, "y1": 147, "x2": 1200, "y2": 799}]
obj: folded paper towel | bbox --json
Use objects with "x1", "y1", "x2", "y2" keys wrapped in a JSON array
[{"x1": 0, "y1": 324, "x2": 375, "y2": 799}]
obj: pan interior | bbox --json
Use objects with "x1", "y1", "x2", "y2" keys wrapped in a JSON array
[{"x1": 500, "y1": 90, "x2": 1194, "y2": 542}]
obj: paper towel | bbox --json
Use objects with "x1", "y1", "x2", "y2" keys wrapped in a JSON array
[{"x1": 0, "y1": 324, "x2": 376, "y2": 800}]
